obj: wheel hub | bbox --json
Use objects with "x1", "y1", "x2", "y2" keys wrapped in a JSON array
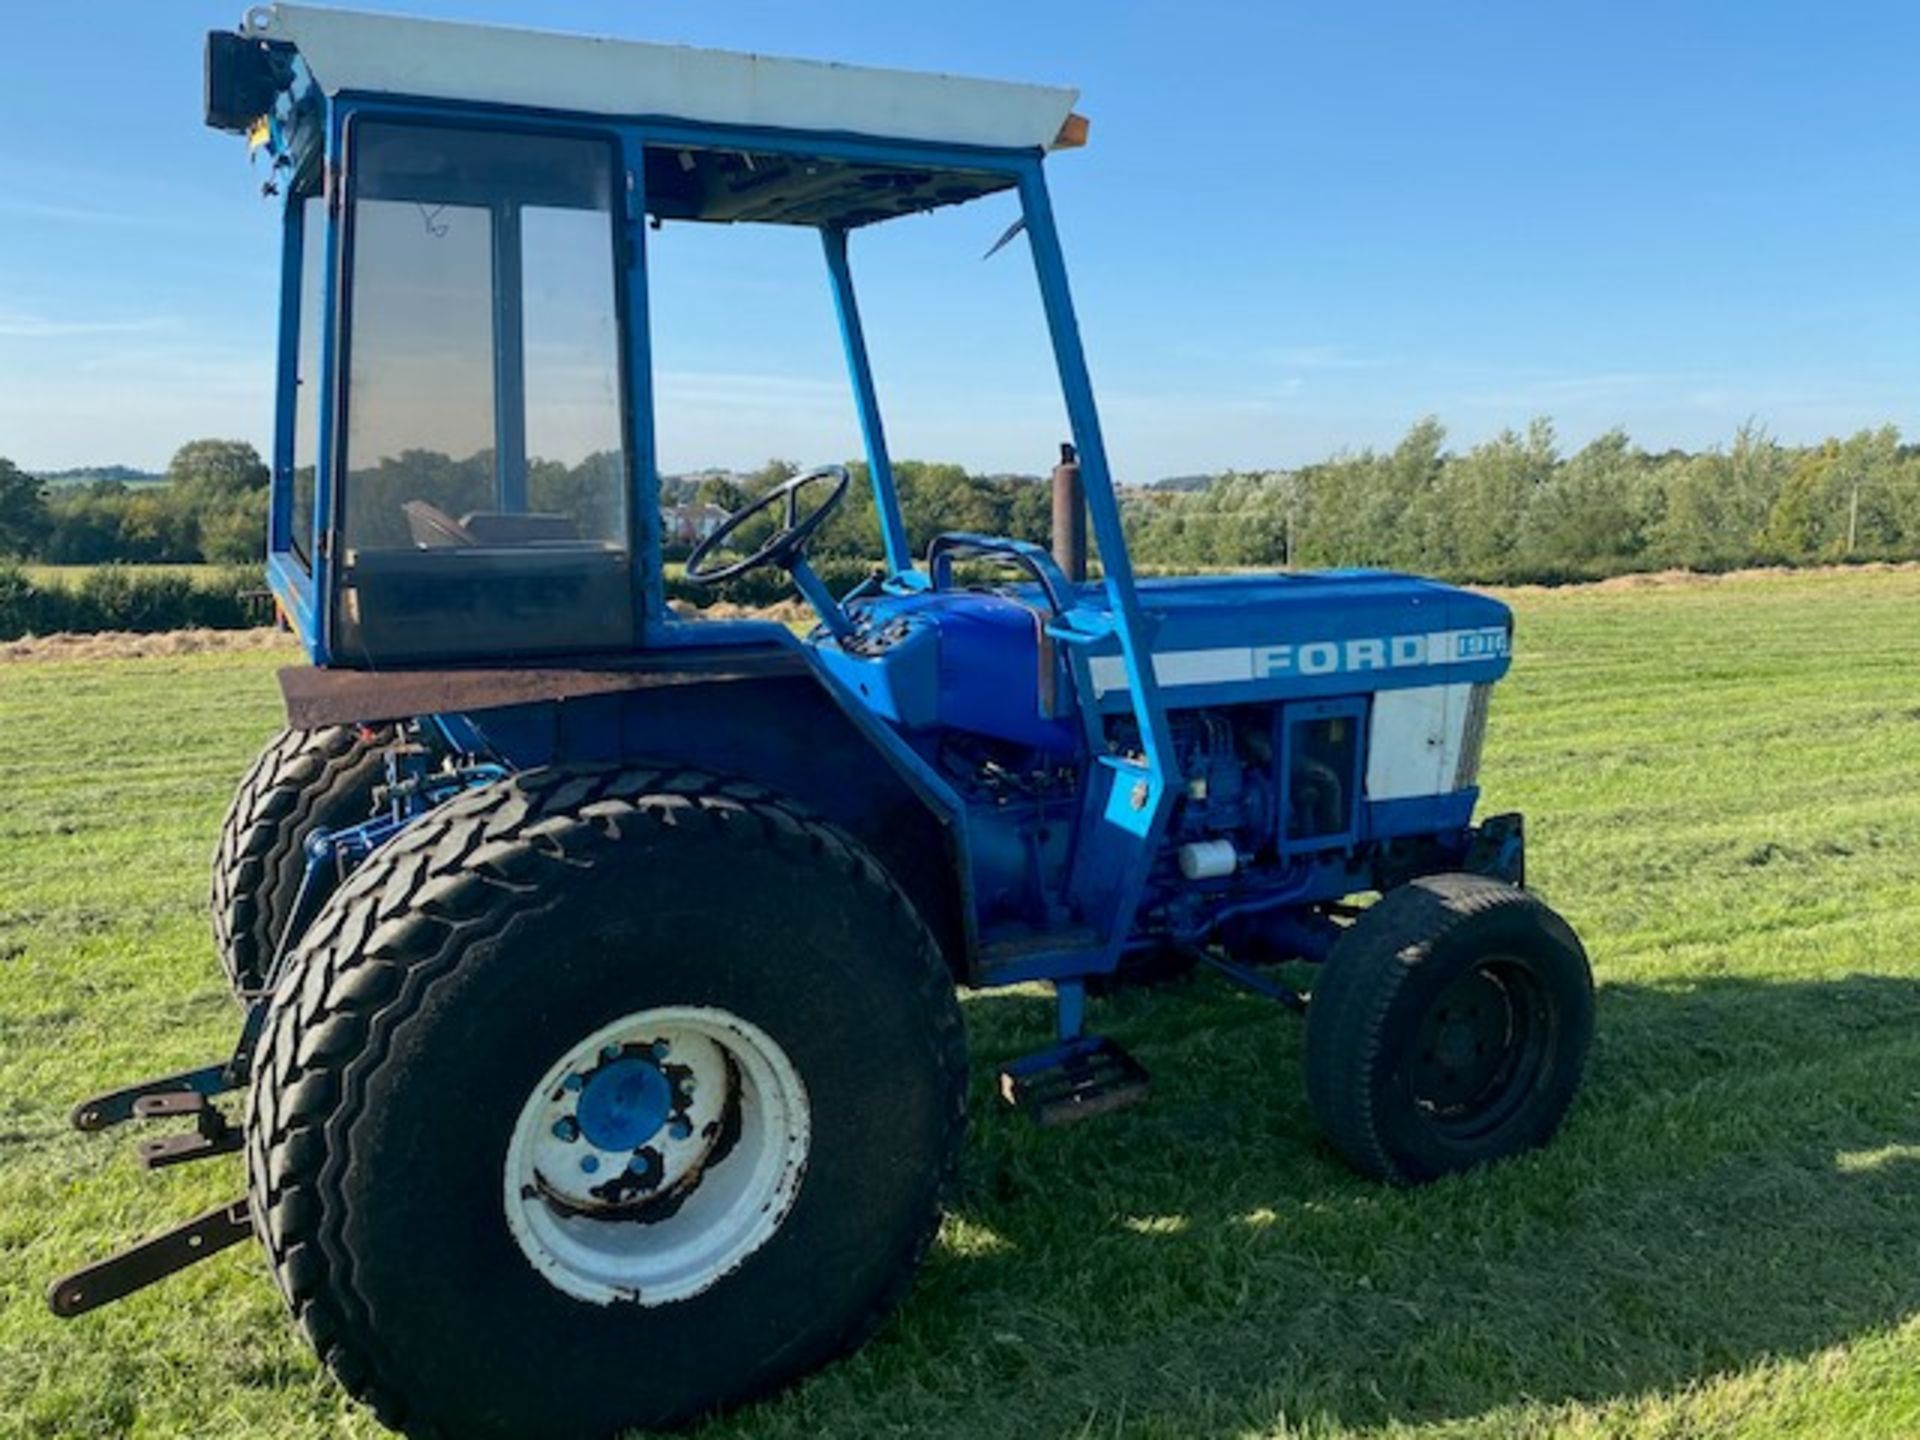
[
  {"x1": 1414, "y1": 968, "x2": 1522, "y2": 1111},
  {"x1": 504, "y1": 1007, "x2": 811, "y2": 1306},
  {"x1": 575, "y1": 1053, "x2": 676, "y2": 1153}
]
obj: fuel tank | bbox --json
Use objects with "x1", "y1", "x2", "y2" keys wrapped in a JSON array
[{"x1": 811, "y1": 568, "x2": 1513, "y2": 751}]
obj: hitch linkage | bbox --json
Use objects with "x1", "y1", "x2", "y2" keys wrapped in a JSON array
[
  {"x1": 51, "y1": 1055, "x2": 254, "y2": 1318},
  {"x1": 46, "y1": 1201, "x2": 254, "y2": 1319},
  {"x1": 69, "y1": 1061, "x2": 240, "y2": 1134},
  {"x1": 51, "y1": 739, "x2": 512, "y2": 1320}
]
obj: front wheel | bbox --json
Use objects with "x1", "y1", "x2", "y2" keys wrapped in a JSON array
[
  {"x1": 1304, "y1": 873, "x2": 1593, "y2": 1185},
  {"x1": 246, "y1": 766, "x2": 967, "y2": 1438}
]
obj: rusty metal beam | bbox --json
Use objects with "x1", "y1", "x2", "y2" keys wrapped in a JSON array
[{"x1": 278, "y1": 645, "x2": 809, "y2": 728}]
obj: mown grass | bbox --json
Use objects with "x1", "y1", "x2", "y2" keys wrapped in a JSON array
[
  {"x1": 16, "y1": 564, "x2": 232, "y2": 589},
  {"x1": 2, "y1": 568, "x2": 1919, "y2": 1439}
]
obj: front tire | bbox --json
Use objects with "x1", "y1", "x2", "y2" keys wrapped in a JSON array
[
  {"x1": 1304, "y1": 873, "x2": 1593, "y2": 1185},
  {"x1": 246, "y1": 766, "x2": 966, "y2": 1439}
]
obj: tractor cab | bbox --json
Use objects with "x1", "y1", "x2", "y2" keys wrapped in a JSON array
[{"x1": 210, "y1": 3, "x2": 1114, "y2": 672}]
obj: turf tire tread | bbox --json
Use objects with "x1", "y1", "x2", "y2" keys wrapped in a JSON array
[
  {"x1": 244, "y1": 764, "x2": 967, "y2": 1438},
  {"x1": 210, "y1": 725, "x2": 393, "y2": 994}
]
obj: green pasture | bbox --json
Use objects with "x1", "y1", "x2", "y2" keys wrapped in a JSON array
[{"x1": 2, "y1": 567, "x2": 1918, "y2": 1438}]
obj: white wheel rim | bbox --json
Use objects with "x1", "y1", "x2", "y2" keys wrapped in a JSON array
[{"x1": 503, "y1": 1006, "x2": 811, "y2": 1306}]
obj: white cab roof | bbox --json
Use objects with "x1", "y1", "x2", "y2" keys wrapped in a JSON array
[{"x1": 242, "y1": 4, "x2": 1082, "y2": 153}]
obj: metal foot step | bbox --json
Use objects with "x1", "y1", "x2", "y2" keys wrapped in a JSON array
[{"x1": 998, "y1": 1036, "x2": 1150, "y2": 1126}]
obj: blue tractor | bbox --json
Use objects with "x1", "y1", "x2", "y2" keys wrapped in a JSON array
[{"x1": 52, "y1": 7, "x2": 1594, "y2": 1436}]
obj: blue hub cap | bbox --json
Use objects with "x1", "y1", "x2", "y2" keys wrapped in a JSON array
[{"x1": 574, "y1": 1056, "x2": 672, "y2": 1152}]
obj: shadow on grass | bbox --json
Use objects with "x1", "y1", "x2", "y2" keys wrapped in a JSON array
[{"x1": 722, "y1": 970, "x2": 1920, "y2": 1438}]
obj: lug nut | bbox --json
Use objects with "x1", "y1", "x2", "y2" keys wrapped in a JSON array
[{"x1": 551, "y1": 1117, "x2": 579, "y2": 1142}]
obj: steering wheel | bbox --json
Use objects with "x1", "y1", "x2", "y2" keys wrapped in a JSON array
[{"x1": 684, "y1": 465, "x2": 851, "y2": 584}]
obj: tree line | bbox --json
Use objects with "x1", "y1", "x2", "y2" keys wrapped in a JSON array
[
  {"x1": 1125, "y1": 418, "x2": 1920, "y2": 581},
  {"x1": 5, "y1": 419, "x2": 1920, "y2": 583},
  {"x1": 0, "y1": 440, "x2": 267, "y2": 565}
]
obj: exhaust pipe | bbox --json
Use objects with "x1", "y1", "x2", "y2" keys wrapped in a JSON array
[{"x1": 1051, "y1": 441, "x2": 1087, "y2": 584}]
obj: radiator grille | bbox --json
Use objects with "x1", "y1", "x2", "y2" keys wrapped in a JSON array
[{"x1": 1455, "y1": 683, "x2": 1493, "y2": 789}]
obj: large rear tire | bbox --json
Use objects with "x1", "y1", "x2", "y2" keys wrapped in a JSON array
[
  {"x1": 1304, "y1": 873, "x2": 1593, "y2": 1185},
  {"x1": 210, "y1": 724, "x2": 392, "y2": 995},
  {"x1": 245, "y1": 766, "x2": 967, "y2": 1439}
]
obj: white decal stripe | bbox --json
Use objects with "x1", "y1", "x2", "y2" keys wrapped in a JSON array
[
  {"x1": 1087, "y1": 655, "x2": 1134, "y2": 693},
  {"x1": 1086, "y1": 627, "x2": 1507, "y2": 696},
  {"x1": 1152, "y1": 648, "x2": 1255, "y2": 687}
]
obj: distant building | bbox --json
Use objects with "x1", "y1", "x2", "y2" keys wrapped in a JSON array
[{"x1": 662, "y1": 501, "x2": 732, "y2": 545}]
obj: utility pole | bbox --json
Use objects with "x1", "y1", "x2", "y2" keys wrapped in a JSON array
[{"x1": 1847, "y1": 481, "x2": 1860, "y2": 556}]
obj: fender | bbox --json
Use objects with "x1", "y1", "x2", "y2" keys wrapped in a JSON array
[{"x1": 274, "y1": 635, "x2": 977, "y2": 981}]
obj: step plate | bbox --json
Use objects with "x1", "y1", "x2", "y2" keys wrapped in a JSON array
[{"x1": 998, "y1": 1037, "x2": 1151, "y2": 1127}]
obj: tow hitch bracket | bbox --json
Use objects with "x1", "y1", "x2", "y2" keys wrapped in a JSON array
[
  {"x1": 46, "y1": 1199, "x2": 252, "y2": 1318},
  {"x1": 69, "y1": 1062, "x2": 239, "y2": 1133},
  {"x1": 133, "y1": 1092, "x2": 244, "y2": 1171}
]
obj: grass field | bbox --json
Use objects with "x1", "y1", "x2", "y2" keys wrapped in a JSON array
[
  {"x1": 3, "y1": 567, "x2": 1919, "y2": 1439},
  {"x1": 14, "y1": 564, "x2": 231, "y2": 589}
]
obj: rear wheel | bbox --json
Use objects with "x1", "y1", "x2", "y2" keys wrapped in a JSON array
[
  {"x1": 1304, "y1": 873, "x2": 1592, "y2": 1185},
  {"x1": 246, "y1": 766, "x2": 967, "y2": 1438},
  {"x1": 210, "y1": 724, "x2": 392, "y2": 995}
]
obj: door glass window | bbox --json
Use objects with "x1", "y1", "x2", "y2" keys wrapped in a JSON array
[
  {"x1": 335, "y1": 122, "x2": 632, "y2": 662},
  {"x1": 343, "y1": 196, "x2": 496, "y2": 550},
  {"x1": 289, "y1": 193, "x2": 327, "y2": 566},
  {"x1": 523, "y1": 205, "x2": 627, "y2": 543}
]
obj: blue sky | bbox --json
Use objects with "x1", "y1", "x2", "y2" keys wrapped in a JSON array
[{"x1": 4, "y1": 1, "x2": 1920, "y2": 479}]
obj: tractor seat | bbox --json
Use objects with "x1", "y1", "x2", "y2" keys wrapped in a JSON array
[
  {"x1": 402, "y1": 501, "x2": 581, "y2": 549},
  {"x1": 403, "y1": 500, "x2": 476, "y2": 548}
]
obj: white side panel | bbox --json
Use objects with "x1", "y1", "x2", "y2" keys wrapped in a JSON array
[
  {"x1": 1365, "y1": 683, "x2": 1474, "y2": 801},
  {"x1": 250, "y1": 5, "x2": 1080, "y2": 152}
]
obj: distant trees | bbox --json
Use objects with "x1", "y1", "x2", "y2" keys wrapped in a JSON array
[
  {"x1": 168, "y1": 439, "x2": 270, "y2": 562},
  {"x1": 1126, "y1": 418, "x2": 1920, "y2": 581},
  {"x1": 16, "y1": 440, "x2": 270, "y2": 565},
  {"x1": 8, "y1": 417, "x2": 1920, "y2": 583},
  {"x1": 809, "y1": 459, "x2": 1052, "y2": 560},
  {"x1": 0, "y1": 457, "x2": 50, "y2": 558},
  {"x1": 1763, "y1": 426, "x2": 1909, "y2": 560},
  {"x1": 1518, "y1": 428, "x2": 1650, "y2": 570}
]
